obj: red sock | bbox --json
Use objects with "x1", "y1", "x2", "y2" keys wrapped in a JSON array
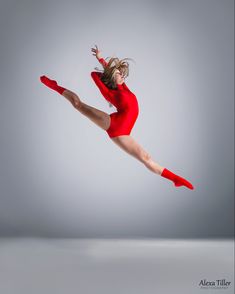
[
  {"x1": 40, "y1": 75, "x2": 66, "y2": 95},
  {"x1": 161, "y1": 168, "x2": 194, "y2": 190}
]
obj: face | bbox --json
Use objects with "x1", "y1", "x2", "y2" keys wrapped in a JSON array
[{"x1": 114, "y1": 69, "x2": 125, "y2": 85}]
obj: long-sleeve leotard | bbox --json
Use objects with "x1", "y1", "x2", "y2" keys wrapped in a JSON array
[{"x1": 91, "y1": 57, "x2": 139, "y2": 138}]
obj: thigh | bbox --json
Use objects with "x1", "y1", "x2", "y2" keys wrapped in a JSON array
[
  {"x1": 111, "y1": 135, "x2": 149, "y2": 162},
  {"x1": 79, "y1": 102, "x2": 111, "y2": 131}
]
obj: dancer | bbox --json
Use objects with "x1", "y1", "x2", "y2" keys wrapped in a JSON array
[{"x1": 40, "y1": 45, "x2": 194, "y2": 190}]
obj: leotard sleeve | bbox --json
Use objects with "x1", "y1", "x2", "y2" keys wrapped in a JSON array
[
  {"x1": 98, "y1": 57, "x2": 108, "y2": 68},
  {"x1": 91, "y1": 71, "x2": 115, "y2": 105}
]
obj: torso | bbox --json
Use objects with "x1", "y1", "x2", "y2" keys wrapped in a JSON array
[{"x1": 106, "y1": 84, "x2": 139, "y2": 138}]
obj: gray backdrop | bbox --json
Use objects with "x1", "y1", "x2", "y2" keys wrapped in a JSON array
[{"x1": 0, "y1": 0, "x2": 234, "y2": 238}]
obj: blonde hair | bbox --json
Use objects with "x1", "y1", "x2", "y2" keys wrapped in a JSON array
[{"x1": 94, "y1": 56, "x2": 135, "y2": 90}]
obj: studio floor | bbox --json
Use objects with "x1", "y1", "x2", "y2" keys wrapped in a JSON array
[{"x1": 0, "y1": 238, "x2": 234, "y2": 294}]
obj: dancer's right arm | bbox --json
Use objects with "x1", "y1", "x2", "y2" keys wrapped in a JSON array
[
  {"x1": 97, "y1": 57, "x2": 108, "y2": 68},
  {"x1": 91, "y1": 71, "x2": 115, "y2": 105},
  {"x1": 91, "y1": 45, "x2": 108, "y2": 68}
]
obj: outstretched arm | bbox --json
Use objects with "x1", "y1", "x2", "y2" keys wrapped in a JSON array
[
  {"x1": 91, "y1": 45, "x2": 115, "y2": 107},
  {"x1": 91, "y1": 45, "x2": 108, "y2": 69},
  {"x1": 97, "y1": 57, "x2": 108, "y2": 68}
]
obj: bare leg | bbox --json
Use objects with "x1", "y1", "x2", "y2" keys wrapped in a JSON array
[
  {"x1": 46, "y1": 86, "x2": 193, "y2": 188},
  {"x1": 62, "y1": 89, "x2": 111, "y2": 130},
  {"x1": 111, "y1": 135, "x2": 164, "y2": 175},
  {"x1": 61, "y1": 90, "x2": 164, "y2": 175}
]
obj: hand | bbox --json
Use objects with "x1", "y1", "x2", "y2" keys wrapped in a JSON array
[{"x1": 91, "y1": 44, "x2": 102, "y2": 60}]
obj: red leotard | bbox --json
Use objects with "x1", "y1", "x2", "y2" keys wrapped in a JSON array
[{"x1": 91, "y1": 58, "x2": 139, "y2": 138}]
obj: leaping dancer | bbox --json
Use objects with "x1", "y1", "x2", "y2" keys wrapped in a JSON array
[{"x1": 40, "y1": 45, "x2": 194, "y2": 190}]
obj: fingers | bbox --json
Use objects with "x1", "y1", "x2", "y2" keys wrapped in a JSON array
[
  {"x1": 91, "y1": 45, "x2": 97, "y2": 51},
  {"x1": 91, "y1": 44, "x2": 100, "y2": 53},
  {"x1": 91, "y1": 45, "x2": 101, "y2": 58}
]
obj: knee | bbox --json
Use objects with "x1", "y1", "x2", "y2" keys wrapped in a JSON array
[
  {"x1": 74, "y1": 98, "x2": 82, "y2": 110},
  {"x1": 74, "y1": 100, "x2": 81, "y2": 108}
]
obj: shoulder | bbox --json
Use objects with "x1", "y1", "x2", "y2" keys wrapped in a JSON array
[{"x1": 122, "y1": 82, "x2": 130, "y2": 91}]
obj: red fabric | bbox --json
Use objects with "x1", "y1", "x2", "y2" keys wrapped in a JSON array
[
  {"x1": 98, "y1": 57, "x2": 108, "y2": 68},
  {"x1": 161, "y1": 168, "x2": 194, "y2": 190},
  {"x1": 40, "y1": 75, "x2": 66, "y2": 95},
  {"x1": 91, "y1": 58, "x2": 139, "y2": 138}
]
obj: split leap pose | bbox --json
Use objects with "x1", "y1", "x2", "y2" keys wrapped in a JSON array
[{"x1": 40, "y1": 45, "x2": 194, "y2": 190}]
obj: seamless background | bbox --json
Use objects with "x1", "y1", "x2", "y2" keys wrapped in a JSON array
[{"x1": 0, "y1": 0, "x2": 234, "y2": 238}]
